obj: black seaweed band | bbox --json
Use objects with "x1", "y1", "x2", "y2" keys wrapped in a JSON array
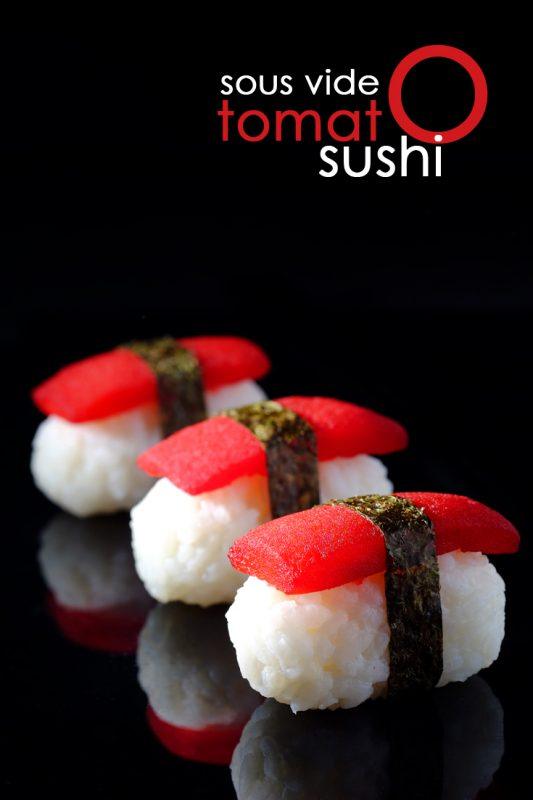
[
  {"x1": 330, "y1": 494, "x2": 443, "y2": 695},
  {"x1": 127, "y1": 337, "x2": 206, "y2": 437},
  {"x1": 222, "y1": 401, "x2": 320, "y2": 518}
]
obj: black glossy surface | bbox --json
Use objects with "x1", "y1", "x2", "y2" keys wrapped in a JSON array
[{"x1": 3, "y1": 27, "x2": 530, "y2": 796}]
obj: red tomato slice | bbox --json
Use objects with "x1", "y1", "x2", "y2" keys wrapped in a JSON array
[
  {"x1": 137, "y1": 397, "x2": 407, "y2": 494},
  {"x1": 179, "y1": 336, "x2": 270, "y2": 391},
  {"x1": 227, "y1": 493, "x2": 519, "y2": 594},
  {"x1": 278, "y1": 396, "x2": 408, "y2": 458},
  {"x1": 32, "y1": 348, "x2": 156, "y2": 422},
  {"x1": 32, "y1": 336, "x2": 270, "y2": 422},
  {"x1": 137, "y1": 416, "x2": 266, "y2": 494}
]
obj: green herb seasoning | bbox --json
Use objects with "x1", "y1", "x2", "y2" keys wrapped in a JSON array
[
  {"x1": 127, "y1": 337, "x2": 206, "y2": 436},
  {"x1": 223, "y1": 400, "x2": 320, "y2": 518},
  {"x1": 330, "y1": 494, "x2": 443, "y2": 695}
]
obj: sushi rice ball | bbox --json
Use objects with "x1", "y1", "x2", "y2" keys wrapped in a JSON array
[
  {"x1": 31, "y1": 336, "x2": 269, "y2": 516},
  {"x1": 131, "y1": 397, "x2": 407, "y2": 606},
  {"x1": 226, "y1": 493, "x2": 519, "y2": 711}
]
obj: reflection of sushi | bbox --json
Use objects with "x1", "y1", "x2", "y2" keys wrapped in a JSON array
[
  {"x1": 231, "y1": 678, "x2": 504, "y2": 799},
  {"x1": 31, "y1": 336, "x2": 270, "y2": 516},
  {"x1": 137, "y1": 603, "x2": 261, "y2": 764},
  {"x1": 131, "y1": 397, "x2": 407, "y2": 606},
  {"x1": 227, "y1": 493, "x2": 519, "y2": 711},
  {"x1": 39, "y1": 514, "x2": 153, "y2": 653}
]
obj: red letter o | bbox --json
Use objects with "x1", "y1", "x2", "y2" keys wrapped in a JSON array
[
  {"x1": 237, "y1": 110, "x2": 270, "y2": 142},
  {"x1": 388, "y1": 45, "x2": 488, "y2": 144}
]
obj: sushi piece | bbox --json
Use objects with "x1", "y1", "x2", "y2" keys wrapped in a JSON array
[
  {"x1": 31, "y1": 336, "x2": 269, "y2": 516},
  {"x1": 226, "y1": 492, "x2": 519, "y2": 711},
  {"x1": 131, "y1": 397, "x2": 407, "y2": 606},
  {"x1": 231, "y1": 678, "x2": 504, "y2": 799},
  {"x1": 39, "y1": 514, "x2": 154, "y2": 653},
  {"x1": 137, "y1": 603, "x2": 261, "y2": 764}
]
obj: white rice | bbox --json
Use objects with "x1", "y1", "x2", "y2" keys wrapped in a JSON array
[
  {"x1": 31, "y1": 405, "x2": 161, "y2": 517},
  {"x1": 38, "y1": 514, "x2": 150, "y2": 610},
  {"x1": 137, "y1": 602, "x2": 260, "y2": 729},
  {"x1": 319, "y1": 454, "x2": 392, "y2": 500},
  {"x1": 30, "y1": 379, "x2": 265, "y2": 517},
  {"x1": 205, "y1": 379, "x2": 266, "y2": 414},
  {"x1": 226, "y1": 551, "x2": 505, "y2": 712},
  {"x1": 231, "y1": 678, "x2": 503, "y2": 799},
  {"x1": 131, "y1": 455, "x2": 392, "y2": 606},
  {"x1": 132, "y1": 475, "x2": 271, "y2": 606}
]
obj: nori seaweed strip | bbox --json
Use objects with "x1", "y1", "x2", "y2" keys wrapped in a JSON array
[
  {"x1": 127, "y1": 337, "x2": 206, "y2": 436},
  {"x1": 330, "y1": 495, "x2": 443, "y2": 695},
  {"x1": 223, "y1": 401, "x2": 320, "y2": 518}
]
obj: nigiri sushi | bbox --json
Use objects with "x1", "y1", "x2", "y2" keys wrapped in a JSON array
[
  {"x1": 39, "y1": 514, "x2": 154, "y2": 652},
  {"x1": 226, "y1": 493, "x2": 519, "y2": 711},
  {"x1": 137, "y1": 603, "x2": 261, "y2": 764},
  {"x1": 131, "y1": 397, "x2": 407, "y2": 606},
  {"x1": 231, "y1": 678, "x2": 504, "y2": 799},
  {"x1": 31, "y1": 336, "x2": 270, "y2": 516}
]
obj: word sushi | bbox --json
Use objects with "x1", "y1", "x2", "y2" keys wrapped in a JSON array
[
  {"x1": 226, "y1": 492, "x2": 519, "y2": 711},
  {"x1": 30, "y1": 336, "x2": 270, "y2": 516},
  {"x1": 131, "y1": 397, "x2": 407, "y2": 606}
]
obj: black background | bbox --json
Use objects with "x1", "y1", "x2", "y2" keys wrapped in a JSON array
[{"x1": 2, "y1": 26, "x2": 531, "y2": 796}]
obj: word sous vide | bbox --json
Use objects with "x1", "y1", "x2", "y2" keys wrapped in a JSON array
[{"x1": 219, "y1": 70, "x2": 379, "y2": 97}]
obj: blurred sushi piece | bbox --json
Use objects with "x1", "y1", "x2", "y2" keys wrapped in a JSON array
[
  {"x1": 31, "y1": 336, "x2": 270, "y2": 516},
  {"x1": 231, "y1": 678, "x2": 504, "y2": 799},
  {"x1": 227, "y1": 493, "x2": 519, "y2": 711},
  {"x1": 137, "y1": 602, "x2": 261, "y2": 764},
  {"x1": 131, "y1": 397, "x2": 407, "y2": 606},
  {"x1": 39, "y1": 514, "x2": 154, "y2": 653}
]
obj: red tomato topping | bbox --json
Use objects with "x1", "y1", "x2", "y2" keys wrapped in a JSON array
[
  {"x1": 398, "y1": 492, "x2": 520, "y2": 558},
  {"x1": 227, "y1": 493, "x2": 519, "y2": 594},
  {"x1": 32, "y1": 337, "x2": 270, "y2": 422},
  {"x1": 179, "y1": 336, "x2": 270, "y2": 391},
  {"x1": 32, "y1": 349, "x2": 156, "y2": 423},
  {"x1": 278, "y1": 396, "x2": 408, "y2": 459},
  {"x1": 146, "y1": 706, "x2": 247, "y2": 765},
  {"x1": 137, "y1": 416, "x2": 266, "y2": 494},
  {"x1": 137, "y1": 397, "x2": 408, "y2": 494}
]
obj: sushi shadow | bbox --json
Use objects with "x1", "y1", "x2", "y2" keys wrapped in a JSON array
[
  {"x1": 38, "y1": 513, "x2": 154, "y2": 653},
  {"x1": 231, "y1": 677, "x2": 504, "y2": 800},
  {"x1": 137, "y1": 602, "x2": 262, "y2": 765}
]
